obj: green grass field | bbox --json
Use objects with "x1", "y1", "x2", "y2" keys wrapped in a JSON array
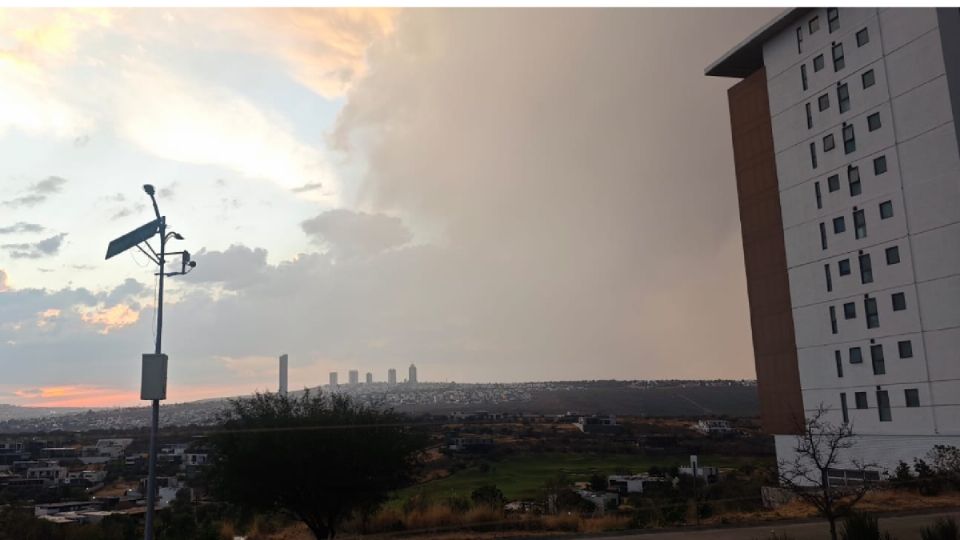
[{"x1": 395, "y1": 452, "x2": 760, "y2": 503}]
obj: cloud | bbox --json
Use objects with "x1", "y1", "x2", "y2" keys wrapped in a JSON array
[
  {"x1": 0, "y1": 222, "x2": 45, "y2": 234},
  {"x1": 183, "y1": 244, "x2": 269, "y2": 290},
  {"x1": 291, "y1": 182, "x2": 324, "y2": 193},
  {"x1": 2, "y1": 176, "x2": 67, "y2": 207},
  {"x1": 10, "y1": 385, "x2": 138, "y2": 408},
  {"x1": 2, "y1": 232, "x2": 68, "y2": 259},
  {"x1": 79, "y1": 304, "x2": 140, "y2": 334},
  {"x1": 301, "y1": 209, "x2": 411, "y2": 258},
  {"x1": 0, "y1": 269, "x2": 8, "y2": 292}
]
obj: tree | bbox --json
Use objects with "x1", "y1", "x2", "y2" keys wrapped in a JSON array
[
  {"x1": 470, "y1": 485, "x2": 504, "y2": 508},
  {"x1": 208, "y1": 390, "x2": 427, "y2": 539},
  {"x1": 778, "y1": 404, "x2": 878, "y2": 540}
]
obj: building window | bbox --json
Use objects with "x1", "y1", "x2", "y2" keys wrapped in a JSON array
[
  {"x1": 871, "y1": 344, "x2": 885, "y2": 375},
  {"x1": 850, "y1": 346, "x2": 863, "y2": 364},
  {"x1": 854, "y1": 208, "x2": 867, "y2": 239},
  {"x1": 859, "y1": 253, "x2": 873, "y2": 284},
  {"x1": 865, "y1": 296, "x2": 879, "y2": 328},
  {"x1": 886, "y1": 246, "x2": 900, "y2": 265},
  {"x1": 868, "y1": 112, "x2": 882, "y2": 132},
  {"x1": 877, "y1": 390, "x2": 892, "y2": 421},
  {"x1": 862, "y1": 69, "x2": 876, "y2": 89},
  {"x1": 815, "y1": 181, "x2": 823, "y2": 209},
  {"x1": 802, "y1": 64, "x2": 809, "y2": 91},
  {"x1": 828, "y1": 174, "x2": 840, "y2": 192},
  {"x1": 806, "y1": 103, "x2": 814, "y2": 129},
  {"x1": 828, "y1": 8, "x2": 840, "y2": 33},
  {"x1": 856, "y1": 28, "x2": 870, "y2": 47},
  {"x1": 892, "y1": 292, "x2": 907, "y2": 311},
  {"x1": 832, "y1": 42, "x2": 845, "y2": 71},
  {"x1": 855, "y1": 391, "x2": 868, "y2": 409},
  {"x1": 824, "y1": 134, "x2": 836, "y2": 151},
  {"x1": 833, "y1": 216, "x2": 846, "y2": 234},
  {"x1": 844, "y1": 301, "x2": 856, "y2": 319},
  {"x1": 874, "y1": 155, "x2": 887, "y2": 175},
  {"x1": 830, "y1": 305, "x2": 838, "y2": 334},
  {"x1": 843, "y1": 124, "x2": 856, "y2": 154},
  {"x1": 814, "y1": 54, "x2": 825, "y2": 72},
  {"x1": 820, "y1": 222, "x2": 828, "y2": 250},
  {"x1": 819, "y1": 93, "x2": 830, "y2": 111},
  {"x1": 825, "y1": 264, "x2": 833, "y2": 292},
  {"x1": 810, "y1": 16, "x2": 821, "y2": 34},
  {"x1": 848, "y1": 166, "x2": 861, "y2": 196},
  {"x1": 841, "y1": 392, "x2": 849, "y2": 423},
  {"x1": 905, "y1": 389, "x2": 920, "y2": 408},
  {"x1": 811, "y1": 142, "x2": 818, "y2": 169},
  {"x1": 836, "y1": 350, "x2": 844, "y2": 377},
  {"x1": 880, "y1": 200, "x2": 894, "y2": 219},
  {"x1": 839, "y1": 258, "x2": 851, "y2": 275},
  {"x1": 898, "y1": 340, "x2": 913, "y2": 359},
  {"x1": 797, "y1": 27, "x2": 804, "y2": 54},
  {"x1": 838, "y1": 83, "x2": 850, "y2": 113}
]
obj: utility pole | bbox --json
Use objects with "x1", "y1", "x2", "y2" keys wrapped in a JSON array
[{"x1": 105, "y1": 184, "x2": 196, "y2": 540}]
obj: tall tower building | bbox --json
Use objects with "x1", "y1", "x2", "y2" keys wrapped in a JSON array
[
  {"x1": 329, "y1": 371, "x2": 338, "y2": 387},
  {"x1": 349, "y1": 370, "x2": 359, "y2": 385},
  {"x1": 408, "y1": 364, "x2": 418, "y2": 384},
  {"x1": 388, "y1": 368, "x2": 397, "y2": 385},
  {"x1": 278, "y1": 354, "x2": 288, "y2": 395},
  {"x1": 708, "y1": 8, "x2": 960, "y2": 475},
  {"x1": 366, "y1": 372, "x2": 373, "y2": 384}
]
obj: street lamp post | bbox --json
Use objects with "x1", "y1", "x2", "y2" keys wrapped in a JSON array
[{"x1": 105, "y1": 184, "x2": 196, "y2": 540}]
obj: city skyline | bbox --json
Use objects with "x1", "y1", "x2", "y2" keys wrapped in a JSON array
[{"x1": 0, "y1": 8, "x2": 781, "y2": 408}]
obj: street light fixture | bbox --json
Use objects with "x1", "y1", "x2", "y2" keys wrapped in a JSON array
[{"x1": 105, "y1": 185, "x2": 196, "y2": 540}]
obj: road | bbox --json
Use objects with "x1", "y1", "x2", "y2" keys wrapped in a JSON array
[{"x1": 587, "y1": 509, "x2": 960, "y2": 540}]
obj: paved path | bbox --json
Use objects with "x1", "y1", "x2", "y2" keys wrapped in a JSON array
[{"x1": 586, "y1": 509, "x2": 960, "y2": 540}]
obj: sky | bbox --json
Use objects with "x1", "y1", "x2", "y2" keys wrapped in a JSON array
[{"x1": 0, "y1": 8, "x2": 781, "y2": 408}]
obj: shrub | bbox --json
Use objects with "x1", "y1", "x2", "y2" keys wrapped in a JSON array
[
  {"x1": 921, "y1": 518, "x2": 960, "y2": 540},
  {"x1": 840, "y1": 511, "x2": 896, "y2": 540}
]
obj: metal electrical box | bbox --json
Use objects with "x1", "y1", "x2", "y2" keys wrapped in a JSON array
[{"x1": 141, "y1": 353, "x2": 168, "y2": 400}]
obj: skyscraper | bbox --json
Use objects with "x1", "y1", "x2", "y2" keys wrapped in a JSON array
[
  {"x1": 408, "y1": 363, "x2": 417, "y2": 384},
  {"x1": 349, "y1": 370, "x2": 359, "y2": 385},
  {"x1": 365, "y1": 372, "x2": 373, "y2": 384},
  {"x1": 329, "y1": 371, "x2": 338, "y2": 387},
  {"x1": 278, "y1": 354, "x2": 288, "y2": 395},
  {"x1": 388, "y1": 368, "x2": 397, "y2": 385},
  {"x1": 708, "y1": 8, "x2": 960, "y2": 476}
]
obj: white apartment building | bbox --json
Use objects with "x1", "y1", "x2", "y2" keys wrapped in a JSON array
[{"x1": 708, "y1": 8, "x2": 960, "y2": 475}]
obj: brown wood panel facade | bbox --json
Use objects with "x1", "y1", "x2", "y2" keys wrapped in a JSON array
[{"x1": 728, "y1": 68, "x2": 804, "y2": 435}]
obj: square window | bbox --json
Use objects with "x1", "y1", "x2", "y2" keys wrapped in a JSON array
[
  {"x1": 843, "y1": 124, "x2": 856, "y2": 154},
  {"x1": 898, "y1": 340, "x2": 913, "y2": 359},
  {"x1": 838, "y1": 83, "x2": 850, "y2": 113},
  {"x1": 833, "y1": 216, "x2": 846, "y2": 234},
  {"x1": 862, "y1": 69, "x2": 876, "y2": 89},
  {"x1": 855, "y1": 391, "x2": 868, "y2": 409},
  {"x1": 868, "y1": 112, "x2": 881, "y2": 131},
  {"x1": 828, "y1": 174, "x2": 840, "y2": 192},
  {"x1": 824, "y1": 134, "x2": 835, "y2": 152},
  {"x1": 886, "y1": 246, "x2": 900, "y2": 265},
  {"x1": 874, "y1": 155, "x2": 887, "y2": 175},
  {"x1": 849, "y1": 346, "x2": 863, "y2": 364},
  {"x1": 905, "y1": 389, "x2": 920, "y2": 408},
  {"x1": 839, "y1": 258, "x2": 851, "y2": 275},
  {"x1": 814, "y1": 54, "x2": 825, "y2": 72},
  {"x1": 832, "y1": 42, "x2": 845, "y2": 71},
  {"x1": 848, "y1": 166, "x2": 861, "y2": 196},
  {"x1": 880, "y1": 200, "x2": 894, "y2": 219},
  {"x1": 892, "y1": 292, "x2": 907, "y2": 311},
  {"x1": 810, "y1": 16, "x2": 820, "y2": 34},
  {"x1": 819, "y1": 93, "x2": 830, "y2": 111},
  {"x1": 843, "y1": 301, "x2": 856, "y2": 319},
  {"x1": 828, "y1": 8, "x2": 840, "y2": 33},
  {"x1": 856, "y1": 28, "x2": 869, "y2": 47}
]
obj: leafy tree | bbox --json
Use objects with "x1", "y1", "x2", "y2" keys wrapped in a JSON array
[
  {"x1": 471, "y1": 484, "x2": 505, "y2": 507},
  {"x1": 778, "y1": 405, "x2": 878, "y2": 540},
  {"x1": 208, "y1": 390, "x2": 427, "y2": 539}
]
